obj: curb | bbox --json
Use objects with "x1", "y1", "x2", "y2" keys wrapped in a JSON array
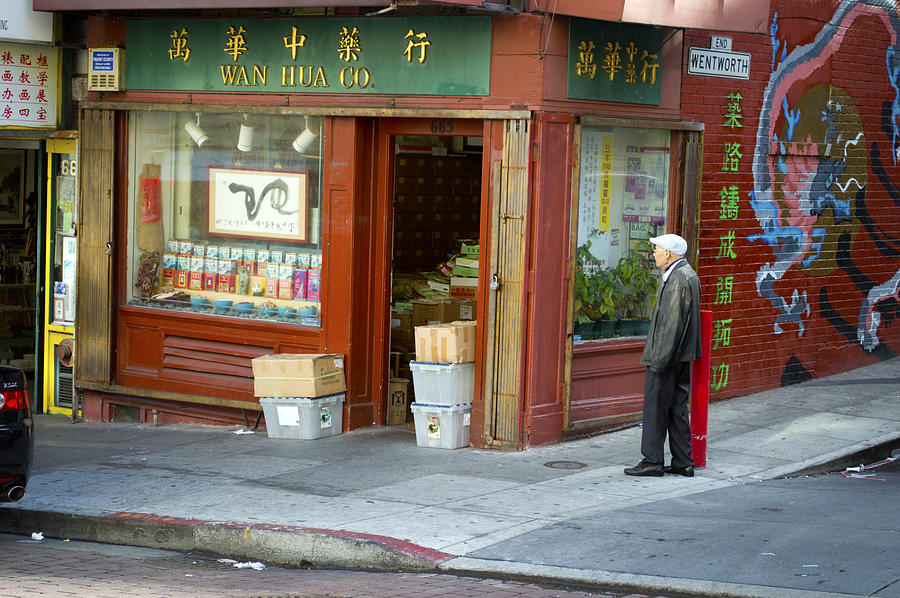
[
  {"x1": 441, "y1": 557, "x2": 863, "y2": 598},
  {"x1": 0, "y1": 508, "x2": 452, "y2": 571},
  {"x1": 762, "y1": 432, "x2": 900, "y2": 479}
]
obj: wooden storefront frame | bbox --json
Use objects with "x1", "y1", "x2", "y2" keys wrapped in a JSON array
[{"x1": 564, "y1": 117, "x2": 704, "y2": 434}]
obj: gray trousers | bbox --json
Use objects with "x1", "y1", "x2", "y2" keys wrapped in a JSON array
[{"x1": 640, "y1": 361, "x2": 694, "y2": 468}]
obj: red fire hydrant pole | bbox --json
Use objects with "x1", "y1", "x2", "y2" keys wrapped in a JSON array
[{"x1": 690, "y1": 309, "x2": 712, "y2": 468}]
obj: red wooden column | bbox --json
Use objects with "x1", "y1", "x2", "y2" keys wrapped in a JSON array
[{"x1": 690, "y1": 309, "x2": 712, "y2": 467}]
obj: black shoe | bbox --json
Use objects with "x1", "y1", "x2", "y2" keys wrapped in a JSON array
[
  {"x1": 662, "y1": 465, "x2": 694, "y2": 477},
  {"x1": 624, "y1": 461, "x2": 664, "y2": 476}
]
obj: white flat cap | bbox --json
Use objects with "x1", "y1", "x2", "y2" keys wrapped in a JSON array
[{"x1": 650, "y1": 234, "x2": 688, "y2": 256}]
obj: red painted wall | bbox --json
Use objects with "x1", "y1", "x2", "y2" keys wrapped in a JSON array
[{"x1": 683, "y1": 0, "x2": 900, "y2": 401}]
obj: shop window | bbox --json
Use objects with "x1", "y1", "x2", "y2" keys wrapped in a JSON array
[
  {"x1": 573, "y1": 125, "x2": 670, "y2": 341},
  {"x1": 125, "y1": 111, "x2": 324, "y2": 327}
]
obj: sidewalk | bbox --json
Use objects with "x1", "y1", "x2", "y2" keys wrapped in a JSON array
[{"x1": 2, "y1": 357, "x2": 899, "y2": 597}]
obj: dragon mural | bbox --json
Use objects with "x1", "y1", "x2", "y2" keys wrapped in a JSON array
[{"x1": 751, "y1": 0, "x2": 900, "y2": 356}]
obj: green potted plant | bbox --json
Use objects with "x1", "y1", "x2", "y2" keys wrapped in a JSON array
[
  {"x1": 573, "y1": 242, "x2": 617, "y2": 340},
  {"x1": 614, "y1": 240, "x2": 659, "y2": 336}
]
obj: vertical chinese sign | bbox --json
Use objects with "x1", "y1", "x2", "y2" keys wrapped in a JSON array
[
  {"x1": 709, "y1": 90, "x2": 744, "y2": 395},
  {"x1": 0, "y1": 41, "x2": 59, "y2": 128}
]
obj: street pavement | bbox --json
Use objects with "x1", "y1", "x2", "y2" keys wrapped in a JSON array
[{"x1": 1, "y1": 356, "x2": 898, "y2": 598}]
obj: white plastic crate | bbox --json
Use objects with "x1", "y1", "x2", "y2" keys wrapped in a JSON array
[
  {"x1": 259, "y1": 393, "x2": 344, "y2": 440},
  {"x1": 410, "y1": 402, "x2": 471, "y2": 449},
  {"x1": 409, "y1": 361, "x2": 475, "y2": 406}
]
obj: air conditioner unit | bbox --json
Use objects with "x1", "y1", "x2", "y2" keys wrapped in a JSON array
[{"x1": 88, "y1": 47, "x2": 124, "y2": 92}]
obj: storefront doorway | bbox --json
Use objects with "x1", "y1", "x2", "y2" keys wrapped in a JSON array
[
  {"x1": 377, "y1": 118, "x2": 484, "y2": 427},
  {"x1": 0, "y1": 139, "x2": 42, "y2": 407}
]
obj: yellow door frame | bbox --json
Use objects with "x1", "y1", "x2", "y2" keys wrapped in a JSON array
[{"x1": 43, "y1": 138, "x2": 77, "y2": 416}]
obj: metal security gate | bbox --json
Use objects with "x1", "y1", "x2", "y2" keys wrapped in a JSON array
[{"x1": 482, "y1": 119, "x2": 530, "y2": 449}]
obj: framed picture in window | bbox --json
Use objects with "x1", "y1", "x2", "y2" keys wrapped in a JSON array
[
  {"x1": 0, "y1": 149, "x2": 25, "y2": 226},
  {"x1": 207, "y1": 166, "x2": 308, "y2": 243}
]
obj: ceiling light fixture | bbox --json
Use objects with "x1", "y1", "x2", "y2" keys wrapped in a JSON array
[
  {"x1": 292, "y1": 115, "x2": 319, "y2": 154},
  {"x1": 184, "y1": 113, "x2": 208, "y2": 147}
]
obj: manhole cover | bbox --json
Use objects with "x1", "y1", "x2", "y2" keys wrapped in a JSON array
[{"x1": 543, "y1": 460, "x2": 587, "y2": 469}]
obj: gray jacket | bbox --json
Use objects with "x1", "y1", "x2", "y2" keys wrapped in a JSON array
[{"x1": 639, "y1": 260, "x2": 702, "y2": 371}]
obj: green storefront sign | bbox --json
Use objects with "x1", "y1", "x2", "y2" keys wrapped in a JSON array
[
  {"x1": 126, "y1": 17, "x2": 491, "y2": 95},
  {"x1": 567, "y1": 19, "x2": 662, "y2": 105}
]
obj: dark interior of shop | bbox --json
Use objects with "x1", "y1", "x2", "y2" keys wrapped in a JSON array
[
  {"x1": 388, "y1": 134, "x2": 482, "y2": 425},
  {"x1": 0, "y1": 146, "x2": 40, "y2": 408}
]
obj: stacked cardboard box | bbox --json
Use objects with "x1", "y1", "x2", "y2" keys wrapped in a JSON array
[
  {"x1": 410, "y1": 321, "x2": 476, "y2": 449},
  {"x1": 251, "y1": 353, "x2": 346, "y2": 398},
  {"x1": 251, "y1": 354, "x2": 347, "y2": 440}
]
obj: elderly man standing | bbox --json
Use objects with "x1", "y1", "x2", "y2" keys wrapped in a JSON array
[{"x1": 625, "y1": 234, "x2": 701, "y2": 477}]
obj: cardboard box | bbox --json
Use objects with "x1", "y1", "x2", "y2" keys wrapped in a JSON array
[
  {"x1": 390, "y1": 312, "x2": 413, "y2": 344},
  {"x1": 387, "y1": 378, "x2": 409, "y2": 425},
  {"x1": 450, "y1": 277, "x2": 478, "y2": 300},
  {"x1": 252, "y1": 353, "x2": 347, "y2": 398},
  {"x1": 412, "y1": 300, "x2": 461, "y2": 327},
  {"x1": 457, "y1": 300, "x2": 476, "y2": 320},
  {"x1": 415, "y1": 320, "x2": 477, "y2": 364}
]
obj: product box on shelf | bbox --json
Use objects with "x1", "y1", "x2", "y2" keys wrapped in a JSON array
[
  {"x1": 307, "y1": 270, "x2": 321, "y2": 301},
  {"x1": 414, "y1": 320, "x2": 476, "y2": 364},
  {"x1": 252, "y1": 353, "x2": 347, "y2": 398},
  {"x1": 217, "y1": 274, "x2": 235, "y2": 293},
  {"x1": 265, "y1": 278, "x2": 278, "y2": 298},
  {"x1": 450, "y1": 277, "x2": 478, "y2": 300},
  {"x1": 409, "y1": 361, "x2": 475, "y2": 406},
  {"x1": 292, "y1": 269, "x2": 308, "y2": 300},
  {"x1": 278, "y1": 279, "x2": 293, "y2": 300},
  {"x1": 410, "y1": 402, "x2": 471, "y2": 449},
  {"x1": 259, "y1": 393, "x2": 344, "y2": 440}
]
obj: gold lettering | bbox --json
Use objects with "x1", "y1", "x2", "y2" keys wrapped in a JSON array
[
  {"x1": 220, "y1": 64, "x2": 240, "y2": 85},
  {"x1": 356, "y1": 66, "x2": 370, "y2": 88},
  {"x1": 235, "y1": 67, "x2": 250, "y2": 86},
  {"x1": 298, "y1": 66, "x2": 313, "y2": 87},
  {"x1": 340, "y1": 66, "x2": 354, "y2": 88},
  {"x1": 281, "y1": 65, "x2": 295, "y2": 87},
  {"x1": 313, "y1": 66, "x2": 328, "y2": 87},
  {"x1": 252, "y1": 65, "x2": 267, "y2": 86}
]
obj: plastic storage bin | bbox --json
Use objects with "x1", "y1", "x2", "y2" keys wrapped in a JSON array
[
  {"x1": 409, "y1": 361, "x2": 475, "y2": 406},
  {"x1": 410, "y1": 402, "x2": 471, "y2": 449},
  {"x1": 259, "y1": 393, "x2": 344, "y2": 440}
]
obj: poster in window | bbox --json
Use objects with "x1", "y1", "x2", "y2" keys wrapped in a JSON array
[
  {"x1": 622, "y1": 144, "x2": 668, "y2": 223},
  {"x1": 207, "y1": 167, "x2": 308, "y2": 243}
]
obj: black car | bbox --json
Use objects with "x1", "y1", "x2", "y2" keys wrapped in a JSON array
[{"x1": 0, "y1": 366, "x2": 33, "y2": 502}]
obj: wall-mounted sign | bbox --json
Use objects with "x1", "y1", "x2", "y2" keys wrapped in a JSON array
[
  {"x1": 0, "y1": 41, "x2": 59, "y2": 128},
  {"x1": 567, "y1": 19, "x2": 663, "y2": 105},
  {"x1": 711, "y1": 35, "x2": 732, "y2": 51},
  {"x1": 126, "y1": 16, "x2": 491, "y2": 96},
  {"x1": 688, "y1": 47, "x2": 750, "y2": 79},
  {"x1": 0, "y1": 0, "x2": 54, "y2": 44}
]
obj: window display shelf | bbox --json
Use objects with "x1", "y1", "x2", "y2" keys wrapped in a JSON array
[{"x1": 130, "y1": 288, "x2": 320, "y2": 326}]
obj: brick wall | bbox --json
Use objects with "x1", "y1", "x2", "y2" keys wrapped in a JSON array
[{"x1": 683, "y1": 0, "x2": 900, "y2": 399}]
